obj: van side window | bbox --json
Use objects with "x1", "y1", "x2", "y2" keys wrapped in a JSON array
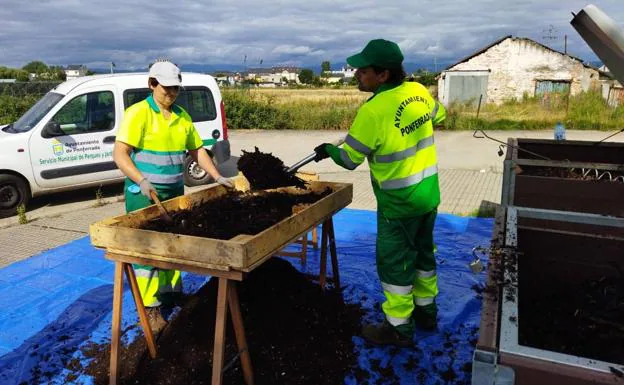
[
  {"x1": 45, "y1": 91, "x2": 115, "y2": 137},
  {"x1": 124, "y1": 87, "x2": 217, "y2": 122},
  {"x1": 124, "y1": 89, "x2": 151, "y2": 108}
]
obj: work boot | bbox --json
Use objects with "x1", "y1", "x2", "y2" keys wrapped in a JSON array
[
  {"x1": 412, "y1": 309, "x2": 438, "y2": 331},
  {"x1": 362, "y1": 320, "x2": 413, "y2": 347},
  {"x1": 159, "y1": 292, "x2": 187, "y2": 309},
  {"x1": 145, "y1": 306, "x2": 168, "y2": 334}
]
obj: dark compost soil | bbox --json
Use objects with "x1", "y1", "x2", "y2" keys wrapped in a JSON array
[
  {"x1": 141, "y1": 189, "x2": 331, "y2": 239},
  {"x1": 237, "y1": 147, "x2": 307, "y2": 190},
  {"x1": 519, "y1": 275, "x2": 624, "y2": 364},
  {"x1": 73, "y1": 258, "x2": 364, "y2": 384}
]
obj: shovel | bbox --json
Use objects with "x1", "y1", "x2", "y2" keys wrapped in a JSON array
[
  {"x1": 286, "y1": 135, "x2": 347, "y2": 174},
  {"x1": 150, "y1": 190, "x2": 173, "y2": 224}
]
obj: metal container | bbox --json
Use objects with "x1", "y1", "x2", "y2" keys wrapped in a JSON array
[
  {"x1": 502, "y1": 138, "x2": 624, "y2": 218},
  {"x1": 473, "y1": 206, "x2": 624, "y2": 385}
]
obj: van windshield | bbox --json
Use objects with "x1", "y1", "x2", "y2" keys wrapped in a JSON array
[{"x1": 8, "y1": 92, "x2": 64, "y2": 133}]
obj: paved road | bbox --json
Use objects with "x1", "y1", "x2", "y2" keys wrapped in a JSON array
[
  {"x1": 230, "y1": 129, "x2": 624, "y2": 174},
  {"x1": 0, "y1": 129, "x2": 621, "y2": 268}
]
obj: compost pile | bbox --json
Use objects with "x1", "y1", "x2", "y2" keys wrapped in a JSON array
[
  {"x1": 521, "y1": 166, "x2": 624, "y2": 183},
  {"x1": 238, "y1": 147, "x2": 307, "y2": 190},
  {"x1": 141, "y1": 188, "x2": 331, "y2": 239},
  {"x1": 519, "y1": 275, "x2": 624, "y2": 364},
  {"x1": 74, "y1": 258, "x2": 364, "y2": 385}
]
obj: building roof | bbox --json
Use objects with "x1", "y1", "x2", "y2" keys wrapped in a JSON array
[
  {"x1": 246, "y1": 67, "x2": 269, "y2": 73},
  {"x1": 444, "y1": 35, "x2": 600, "y2": 72},
  {"x1": 65, "y1": 65, "x2": 86, "y2": 71},
  {"x1": 246, "y1": 66, "x2": 299, "y2": 74},
  {"x1": 271, "y1": 66, "x2": 300, "y2": 73},
  {"x1": 213, "y1": 70, "x2": 239, "y2": 75}
]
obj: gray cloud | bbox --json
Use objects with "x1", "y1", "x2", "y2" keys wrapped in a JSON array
[{"x1": 0, "y1": 0, "x2": 622, "y2": 70}]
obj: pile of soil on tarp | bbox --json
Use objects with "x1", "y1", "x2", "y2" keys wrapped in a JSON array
[
  {"x1": 519, "y1": 275, "x2": 624, "y2": 364},
  {"x1": 74, "y1": 258, "x2": 364, "y2": 385},
  {"x1": 237, "y1": 147, "x2": 307, "y2": 190},
  {"x1": 520, "y1": 166, "x2": 624, "y2": 183},
  {"x1": 141, "y1": 188, "x2": 331, "y2": 239}
]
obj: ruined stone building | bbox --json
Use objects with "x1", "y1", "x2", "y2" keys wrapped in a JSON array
[{"x1": 437, "y1": 36, "x2": 606, "y2": 106}]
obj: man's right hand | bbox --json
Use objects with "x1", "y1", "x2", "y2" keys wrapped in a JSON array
[
  {"x1": 139, "y1": 178, "x2": 156, "y2": 199},
  {"x1": 314, "y1": 143, "x2": 331, "y2": 162}
]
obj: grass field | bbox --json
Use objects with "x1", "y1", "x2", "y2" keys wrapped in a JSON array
[
  {"x1": 2, "y1": 85, "x2": 622, "y2": 131},
  {"x1": 222, "y1": 87, "x2": 366, "y2": 130},
  {"x1": 445, "y1": 91, "x2": 624, "y2": 131},
  {"x1": 247, "y1": 88, "x2": 368, "y2": 104},
  {"x1": 223, "y1": 87, "x2": 622, "y2": 131}
]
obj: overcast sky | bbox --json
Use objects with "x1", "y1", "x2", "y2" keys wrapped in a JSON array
[{"x1": 0, "y1": 0, "x2": 622, "y2": 71}]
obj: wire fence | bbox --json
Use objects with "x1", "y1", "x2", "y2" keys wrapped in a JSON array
[{"x1": 0, "y1": 82, "x2": 61, "y2": 97}]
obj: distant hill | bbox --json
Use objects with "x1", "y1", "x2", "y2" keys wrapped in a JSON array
[
  {"x1": 91, "y1": 63, "x2": 251, "y2": 75},
  {"x1": 90, "y1": 68, "x2": 137, "y2": 74},
  {"x1": 91, "y1": 60, "x2": 451, "y2": 76}
]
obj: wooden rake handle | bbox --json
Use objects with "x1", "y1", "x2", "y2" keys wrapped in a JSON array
[{"x1": 149, "y1": 190, "x2": 173, "y2": 223}]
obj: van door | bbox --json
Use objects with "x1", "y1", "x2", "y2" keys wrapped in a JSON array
[
  {"x1": 29, "y1": 85, "x2": 123, "y2": 189},
  {"x1": 175, "y1": 86, "x2": 220, "y2": 147}
]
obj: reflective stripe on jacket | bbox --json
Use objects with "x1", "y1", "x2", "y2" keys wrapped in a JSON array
[{"x1": 336, "y1": 81, "x2": 446, "y2": 218}]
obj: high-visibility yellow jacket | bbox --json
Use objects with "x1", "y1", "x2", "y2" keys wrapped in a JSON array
[
  {"x1": 327, "y1": 81, "x2": 446, "y2": 218},
  {"x1": 116, "y1": 95, "x2": 203, "y2": 191}
]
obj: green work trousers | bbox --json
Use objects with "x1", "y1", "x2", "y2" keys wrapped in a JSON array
[
  {"x1": 376, "y1": 209, "x2": 439, "y2": 336},
  {"x1": 125, "y1": 178, "x2": 184, "y2": 307}
]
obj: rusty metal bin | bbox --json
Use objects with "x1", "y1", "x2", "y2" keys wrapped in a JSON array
[{"x1": 501, "y1": 138, "x2": 624, "y2": 218}]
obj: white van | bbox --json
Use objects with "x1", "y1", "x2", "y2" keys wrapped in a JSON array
[{"x1": 0, "y1": 72, "x2": 230, "y2": 218}]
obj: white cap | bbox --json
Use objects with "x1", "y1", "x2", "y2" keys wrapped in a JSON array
[{"x1": 148, "y1": 61, "x2": 182, "y2": 86}]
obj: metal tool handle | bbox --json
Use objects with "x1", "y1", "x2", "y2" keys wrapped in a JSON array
[
  {"x1": 286, "y1": 135, "x2": 346, "y2": 174},
  {"x1": 287, "y1": 153, "x2": 317, "y2": 174}
]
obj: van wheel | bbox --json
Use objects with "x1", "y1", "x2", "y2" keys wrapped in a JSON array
[
  {"x1": 183, "y1": 152, "x2": 215, "y2": 187},
  {"x1": 0, "y1": 174, "x2": 30, "y2": 218}
]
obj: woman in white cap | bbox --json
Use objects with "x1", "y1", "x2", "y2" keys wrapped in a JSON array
[{"x1": 113, "y1": 60, "x2": 233, "y2": 333}]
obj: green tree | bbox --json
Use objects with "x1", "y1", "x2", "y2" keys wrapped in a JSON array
[
  {"x1": 321, "y1": 61, "x2": 331, "y2": 77},
  {"x1": 414, "y1": 72, "x2": 439, "y2": 86},
  {"x1": 0, "y1": 66, "x2": 29, "y2": 81},
  {"x1": 298, "y1": 69, "x2": 314, "y2": 84},
  {"x1": 22, "y1": 60, "x2": 49, "y2": 74},
  {"x1": 241, "y1": 78, "x2": 258, "y2": 86},
  {"x1": 48, "y1": 65, "x2": 67, "y2": 81},
  {"x1": 312, "y1": 76, "x2": 323, "y2": 87}
]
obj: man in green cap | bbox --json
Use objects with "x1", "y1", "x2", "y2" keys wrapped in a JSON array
[{"x1": 314, "y1": 39, "x2": 446, "y2": 347}]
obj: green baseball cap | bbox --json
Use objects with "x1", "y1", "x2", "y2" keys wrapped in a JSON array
[{"x1": 347, "y1": 39, "x2": 404, "y2": 69}]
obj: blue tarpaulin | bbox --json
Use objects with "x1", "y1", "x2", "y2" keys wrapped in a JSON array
[{"x1": 0, "y1": 208, "x2": 492, "y2": 384}]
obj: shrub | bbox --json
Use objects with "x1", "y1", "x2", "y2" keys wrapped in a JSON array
[
  {"x1": 0, "y1": 94, "x2": 41, "y2": 125},
  {"x1": 222, "y1": 89, "x2": 291, "y2": 130}
]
